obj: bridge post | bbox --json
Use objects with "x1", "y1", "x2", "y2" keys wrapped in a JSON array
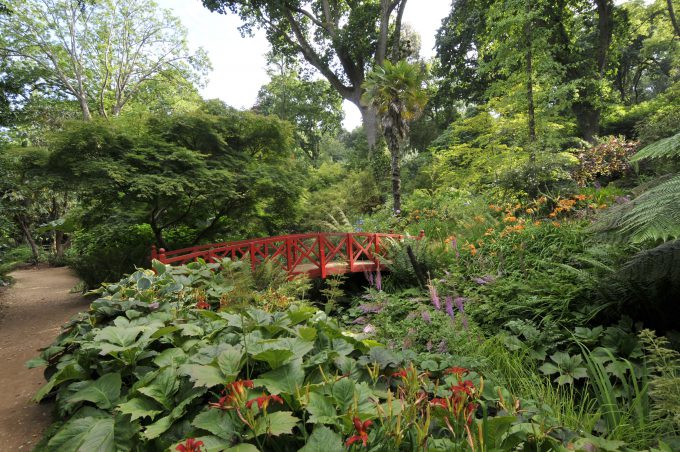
[
  {"x1": 347, "y1": 233, "x2": 354, "y2": 272},
  {"x1": 159, "y1": 248, "x2": 166, "y2": 263},
  {"x1": 249, "y1": 243, "x2": 256, "y2": 272},
  {"x1": 286, "y1": 238, "x2": 293, "y2": 272},
  {"x1": 318, "y1": 233, "x2": 327, "y2": 278},
  {"x1": 151, "y1": 244, "x2": 157, "y2": 261}
]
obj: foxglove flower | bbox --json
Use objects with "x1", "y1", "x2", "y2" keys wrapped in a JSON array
[
  {"x1": 437, "y1": 339, "x2": 448, "y2": 353},
  {"x1": 375, "y1": 268, "x2": 382, "y2": 291}
]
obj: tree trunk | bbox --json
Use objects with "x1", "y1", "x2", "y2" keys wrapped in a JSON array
[
  {"x1": 573, "y1": 101, "x2": 600, "y2": 143},
  {"x1": 359, "y1": 104, "x2": 379, "y2": 149},
  {"x1": 666, "y1": 0, "x2": 680, "y2": 37},
  {"x1": 16, "y1": 214, "x2": 40, "y2": 263},
  {"x1": 387, "y1": 129, "x2": 402, "y2": 213},
  {"x1": 55, "y1": 230, "x2": 66, "y2": 260},
  {"x1": 79, "y1": 96, "x2": 92, "y2": 121}
]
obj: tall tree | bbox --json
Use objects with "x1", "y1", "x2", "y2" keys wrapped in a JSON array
[
  {"x1": 202, "y1": 0, "x2": 409, "y2": 147},
  {"x1": 255, "y1": 63, "x2": 344, "y2": 163},
  {"x1": 0, "y1": 0, "x2": 209, "y2": 121},
  {"x1": 362, "y1": 60, "x2": 428, "y2": 212}
]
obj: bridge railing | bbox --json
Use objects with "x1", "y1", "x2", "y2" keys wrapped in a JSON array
[{"x1": 151, "y1": 231, "x2": 425, "y2": 278}]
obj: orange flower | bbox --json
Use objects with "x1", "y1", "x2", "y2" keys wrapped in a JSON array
[
  {"x1": 548, "y1": 212, "x2": 557, "y2": 218},
  {"x1": 574, "y1": 194, "x2": 586, "y2": 201},
  {"x1": 552, "y1": 221, "x2": 561, "y2": 227},
  {"x1": 504, "y1": 216, "x2": 517, "y2": 223},
  {"x1": 468, "y1": 244, "x2": 477, "y2": 256},
  {"x1": 525, "y1": 208, "x2": 534, "y2": 214}
]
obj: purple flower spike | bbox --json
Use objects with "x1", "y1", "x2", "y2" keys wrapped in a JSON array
[
  {"x1": 364, "y1": 270, "x2": 374, "y2": 287},
  {"x1": 421, "y1": 310, "x2": 431, "y2": 324},
  {"x1": 451, "y1": 237, "x2": 459, "y2": 258},
  {"x1": 454, "y1": 297, "x2": 469, "y2": 330},
  {"x1": 445, "y1": 295, "x2": 456, "y2": 321},
  {"x1": 428, "y1": 281, "x2": 441, "y2": 310},
  {"x1": 426, "y1": 340, "x2": 433, "y2": 351},
  {"x1": 148, "y1": 302, "x2": 160, "y2": 310},
  {"x1": 437, "y1": 339, "x2": 448, "y2": 353}
]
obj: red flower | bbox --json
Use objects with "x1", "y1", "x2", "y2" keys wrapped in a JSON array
[
  {"x1": 345, "y1": 417, "x2": 373, "y2": 447},
  {"x1": 196, "y1": 300, "x2": 210, "y2": 309},
  {"x1": 209, "y1": 380, "x2": 255, "y2": 410},
  {"x1": 430, "y1": 397, "x2": 448, "y2": 408},
  {"x1": 245, "y1": 393, "x2": 284, "y2": 410},
  {"x1": 444, "y1": 366, "x2": 470, "y2": 378},
  {"x1": 451, "y1": 380, "x2": 475, "y2": 396},
  {"x1": 466, "y1": 402, "x2": 478, "y2": 425},
  {"x1": 176, "y1": 438, "x2": 204, "y2": 452},
  {"x1": 392, "y1": 369, "x2": 408, "y2": 379}
]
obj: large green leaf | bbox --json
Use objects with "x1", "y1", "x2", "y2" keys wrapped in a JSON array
[
  {"x1": 252, "y1": 349, "x2": 294, "y2": 369},
  {"x1": 117, "y1": 397, "x2": 163, "y2": 421},
  {"x1": 143, "y1": 388, "x2": 205, "y2": 439},
  {"x1": 331, "y1": 378, "x2": 355, "y2": 412},
  {"x1": 46, "y1": 417, "x2": 115, "y2": 452},
  {"x1": 179, "y1": 364, "x2": 225, "y2": 388},
  {"x1": 35, "y1": 363, "x2": 89, "y2": 402},
  {"x1": 299, "y1": 426, "x2": 344, "y2": 452},
  {"x1": 217, "y1": 346, "x2": 244, "y2": 376},
  {"x1": 137, "y1": 368, "x2": 178, "y2": 409},
  {"x1": 252, "y1": 411, "x2": 299, "y2": 437},
  {"x1": 253, "y1": 359, "x2": 305, "y2": 395},
  {"x1": 192, "y1": 409, "x2": 238, "y2": 440},
  {"x1": 65, "y1": 373, "x2": 121, "y2": 410},
  {"x1": 306, "y1": 392, "x2": 338, "y2": 425}
]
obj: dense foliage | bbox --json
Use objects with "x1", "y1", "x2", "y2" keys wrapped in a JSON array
[{"x1": 1, "y1": 0, "x2": 679, "y2": 450}]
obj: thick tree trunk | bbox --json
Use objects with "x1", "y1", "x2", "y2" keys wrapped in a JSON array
[
  {"x1": 78, "y1": 96, "x2": 92, "y2": 121},
  {"x1": 359, "y1": 104, "x2": 379, "y2": 149},
  {"x1": 573, "y1": 102, "x2": 600, "y2": 143},
  {"x1": 16, "y1": 214, "x2": 40, "y2": 263},
  {"x1": 55, "y1": 230, "x2": 66, "y2": 260}
]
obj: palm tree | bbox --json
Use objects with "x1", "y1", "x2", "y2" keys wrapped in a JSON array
[{"x1": 362, "y1": 60, "x2": 428, "y2": 213}]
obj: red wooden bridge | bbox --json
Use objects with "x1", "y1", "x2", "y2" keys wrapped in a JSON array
[{"x1": 151, "y1": 231, "x2": 424, "y2": 278}]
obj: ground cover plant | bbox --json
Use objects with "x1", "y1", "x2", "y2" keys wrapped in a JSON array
[{"x1": 32, "y1": 258, "x2": 677, "y2": 452}]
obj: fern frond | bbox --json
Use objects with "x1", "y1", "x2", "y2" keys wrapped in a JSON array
[
  {"x1": 630, "y1": 131, "x2": 680, "y2": 162},
  {"x1": 618, "y1": 239, "x2": 680, "y2": 284},
  {"x1": 592, "y1": 174, "x2": 680, "y2": 243}
]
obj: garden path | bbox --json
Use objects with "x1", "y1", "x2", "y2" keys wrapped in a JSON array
[{"x1": 0, "y1": 266, "x2": 88, "y2": 450}]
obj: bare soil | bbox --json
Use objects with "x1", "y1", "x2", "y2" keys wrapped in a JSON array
[{"x1": 0, "y1": 266, "x2": 88, "y2": 450}]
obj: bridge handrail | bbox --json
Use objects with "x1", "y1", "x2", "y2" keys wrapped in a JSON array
[{"x1": 151, "y1": 231, "x2": 425, "y2": 278}]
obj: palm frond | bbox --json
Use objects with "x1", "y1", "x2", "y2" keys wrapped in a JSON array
[
  {"x1": 592, "y1": 174, "x2": 680, "y2": 243},
  {"x1": 630, "y1": 131, "x2": 680, "y2": 162}
]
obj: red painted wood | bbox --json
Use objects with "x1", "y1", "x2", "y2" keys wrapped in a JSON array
[{"x1": 153, "y1": 232, "x2": 422, "y2": 278}]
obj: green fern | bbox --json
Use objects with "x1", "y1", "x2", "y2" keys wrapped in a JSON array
[
  {"x1": 618, "y1": 239, "x2": 680, "y2": 284},
  {"x1": 630, "y1": 131, "x2": 680, "y2": 162},
  {"x1": 593, "y1": 174, "x2": 680, "y2": 243}
]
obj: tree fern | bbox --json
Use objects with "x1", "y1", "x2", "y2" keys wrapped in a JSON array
[
  {"x1": 630, "y1": 131, "x2": 680, "y2": 162},
  {"x1": 618, "y1": 239, "x2": 680, "y2": 284},
  {"x1": 593, "y1": 174, "x2": 680, "y2": 243}
]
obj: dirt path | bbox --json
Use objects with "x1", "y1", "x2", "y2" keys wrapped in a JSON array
[{"x1": 0, "y1": 266, "x2": 88, "y2": 450}]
